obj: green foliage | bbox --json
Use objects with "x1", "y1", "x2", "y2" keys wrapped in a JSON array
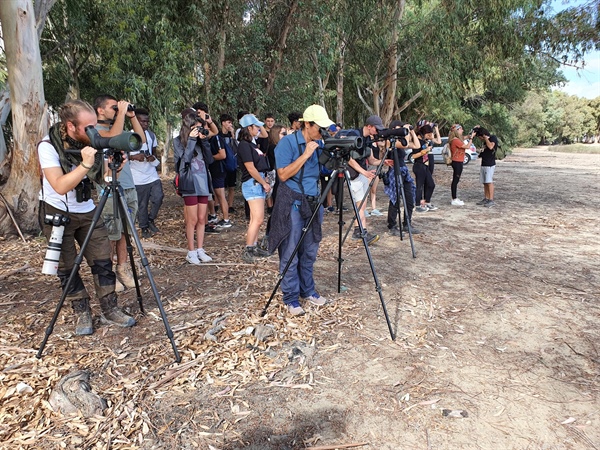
[{"x1": 34, "y1": 0, "x2": 599, "y2": 141}]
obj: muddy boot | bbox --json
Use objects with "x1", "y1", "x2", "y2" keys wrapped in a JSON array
[
  {"x1": 99, "y1": 293, "x2": 135, "y2": 328},
  {"x1": 115, "y1": 264, "x2": 135, "y2": 289},
  {"x1": 71, "y1": 298, "x2": 93, "y2": 336}
]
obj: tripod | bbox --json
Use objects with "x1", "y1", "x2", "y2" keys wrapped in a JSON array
[
  {"x1": 260, "y1": 156, "x2": 396, "y2": 341},
  {"x1": 37, "y1": 154, "x2": 181, "y2": 362},
  {"x1": 339, "y1": 144, "x2": 416, "y2": 258}
]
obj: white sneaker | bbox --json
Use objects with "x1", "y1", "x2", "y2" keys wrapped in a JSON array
[
  {"x1": 197, "y1": 248, "x2": 213, "y2": 263},
  {"x1": 186, "y1": 251, "x2": 201, "y2": 265},
  {"x1": 451, "y1": 199, "x2": 464, "y2": 206}
]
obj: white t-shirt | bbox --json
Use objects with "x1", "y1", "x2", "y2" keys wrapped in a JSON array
[
  {"x1": 130, "y1": 130, "x2": 160, "y2": 185},
  {"x1": 38, "y1": 138, "x2": 95, "y2": 213}
]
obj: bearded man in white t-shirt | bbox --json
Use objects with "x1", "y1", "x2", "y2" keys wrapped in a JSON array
[{"x1": 38, "y1": 100, "x2": 135, "y2": 336}]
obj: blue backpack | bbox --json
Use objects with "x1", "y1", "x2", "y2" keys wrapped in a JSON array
[{"x1": 218, "y1": 135, "x2": 238, "y2": 173}]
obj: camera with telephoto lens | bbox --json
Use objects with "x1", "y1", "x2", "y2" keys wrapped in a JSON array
[
  {"x1": 111, "y1": 103, "x2": 136, "y2": 112},
  {"x1": 42, "y1": 213, "x2": 71, "y2": 275},
  {"x1": 470, "y1": 127, "x2": 484, "y2": 137}
]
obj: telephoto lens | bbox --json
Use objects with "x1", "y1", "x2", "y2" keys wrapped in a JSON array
[{"x1": 42, "y1": 221, "x2": 65, "y2": 275}]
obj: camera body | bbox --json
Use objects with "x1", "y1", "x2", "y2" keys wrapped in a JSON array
[
  {"x1": 44, "y1": 212, "x2": 70, "y2": 227},
  {"x1": 195, "y1": 126, "x2": 210, "y2": 136},
  {"x1": 470, "y1": 127, "x2": 485, "y2": 137}
]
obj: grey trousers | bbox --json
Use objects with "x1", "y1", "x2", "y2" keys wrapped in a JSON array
[{"x1": 135, "y1": 179, "x2": 164, "y2": 229}]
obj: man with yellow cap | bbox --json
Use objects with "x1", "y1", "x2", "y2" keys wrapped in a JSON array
[{"x1": 268, "y1": 105, "x2": 333, "y2": 316}]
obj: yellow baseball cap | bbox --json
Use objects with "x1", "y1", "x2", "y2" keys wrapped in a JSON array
[{"x1": 300, "y1": 105, "x2": 334, "y2": 128}]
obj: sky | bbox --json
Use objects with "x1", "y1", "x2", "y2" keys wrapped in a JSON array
[{"x1": 552, "y1": 0, "x2": 600, "y2": 99}]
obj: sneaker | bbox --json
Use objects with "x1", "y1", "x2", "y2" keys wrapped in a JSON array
[
  {"x1": 415, "y1": 205, "x2": 428, "y2": 213},
  {"x1": 215, "y1": 219, "x2": 232, "y2": 229},
  {"x1": 242, "y1": 247, "x2": 256, "y2": 263},
  {"x1": 371, "y1": 209, "x2": 383, "y2": 216},
  {"x1": 426, "y1": 203, "x2": 438, "y2": 211},
  {"x1": 148, "y1": 220, "x2": 160, "y2": 233},
  {"x1": 326, "y1": 206, "x2": 335, "y2": 213},
  {"x1": 476, "y1": 198, "x2": 489, "y2": 205},
  {"x1": 389, "y1": 226, "x2": 401, "y2": 237},
  {"x1": 366, "y1": 232, "x2": 380, "y2": 245},
  {"x1": 197, "y1": 248, "x2": 213, "y2": 262},
  {"x1": 402, "y1": 224, "x2": 421, "y2": 235},
  {"x1": 302, "y1": 293, "x2": 329, "y2": 305},
  {"x1": 186, "y1": 251, "x2": 201, "y2": 265},
  {"x1": 484, "y1": 200, "x2": 496, "y2": 208},
  {"x1": 451, "y1": 199, "x2": 464, "y2": 206},
  {"x1": 228, "y1": 207, "x2": 235, "y2": 214},
  {"x1": 208, "y1": 214, "x2": 219, "y2": 225},
  {"x1": 141, "y1": 228, "x2": 154, "y2": 239},
  {"x1": 352, "y1": 227, "x2": 361, "y2": 240},
  {"x1": 286, "y1": 301, "x2": 305, "y2": 316},
  {"x1": 205, "y1": 224, "x2": 220, "y2": 234},
  {"x1": 116, "y1": 264, "x2": 135, "y2": 289},
  {"x1": 252, "y1": 246, "x2": 270, "y2": 257},
  {"x1": 364, "y1": 210, "x2": 371, "y2": 217}
]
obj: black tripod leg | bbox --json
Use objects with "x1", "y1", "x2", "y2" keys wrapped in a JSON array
[
  {"x1": 336, "y1": 172, "x2": 345, "y2": 294},
  {"x1": 342, "y1": 169, "x2": 395, "y2": 340},
  {"x1": 391, "y1": 151, "x2": 416, "y2": 258},
  {"x1": 260, "y1": 171, "x2": 340, "y2": 317},
  {"x1": 116, "y1": 189, "x2": 145, "y2": 314},
  {"x1": 37, "y1": 186, "x2": 113, "y2": 359},
  {"x1": 115, "y1": 185, "x2": 180, "y2": 362}
]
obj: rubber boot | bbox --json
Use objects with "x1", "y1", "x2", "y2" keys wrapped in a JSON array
[
  {"x1": 99, "y1": 293, "x2": 135, "y2": 328},
  {"x1": 71, "y1": 298, "x2": 93, "y2": 335}
]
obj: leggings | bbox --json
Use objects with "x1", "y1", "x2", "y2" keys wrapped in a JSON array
[
  {"x1": 413, "y1": 163, "x2": 435, "y2": 204},
  {"x1": 451, "y1": 161, "x2": 463, "y2": 199}
]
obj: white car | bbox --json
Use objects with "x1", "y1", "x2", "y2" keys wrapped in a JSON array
[{"x1": 407, "y1": 137, "x2": 478, "y2": 165}]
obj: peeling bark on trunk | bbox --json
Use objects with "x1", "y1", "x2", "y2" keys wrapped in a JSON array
[
  {"x1": 0, "y1": 0, "x2": 50, "y2": 235},
  {"x1": 161, "y1": 120, "x2": 173, "y2": 177}
]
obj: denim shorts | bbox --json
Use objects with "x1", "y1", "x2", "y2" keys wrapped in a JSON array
[{"x1": 241, "y1": 178, "x2": 266, "y2": 201}]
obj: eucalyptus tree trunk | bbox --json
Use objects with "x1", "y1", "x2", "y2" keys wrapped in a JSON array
[
  {"x1": 380, "y1": 0, "x2": 405, "y2": 124},
  {"x1": 336, "y1": 41, "x2": 346, "y2": 125},
  {"x1": 0, "y1": 0, "x2": 50, "y2": 235},
  {"x1": 265, "y1": 0, "x2": 299, "y2": 96},
  {"x1": 161, "y1": 119, "x2": 173, "y2": 177}
]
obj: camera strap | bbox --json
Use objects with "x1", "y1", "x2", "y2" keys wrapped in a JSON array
[{"x1": 294, "y1": 131, "x2": 307, "y2": 197}]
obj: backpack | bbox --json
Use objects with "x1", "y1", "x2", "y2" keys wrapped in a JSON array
[
  {"x1": 221, "y1": 137, "x2": 238, "y2": 173},
  {"x1": 442, "y1": 143, "x2": 452, "y2": 165},
  {"x1": 495, "y1": 144, "x2": 507, "y2": 160}
]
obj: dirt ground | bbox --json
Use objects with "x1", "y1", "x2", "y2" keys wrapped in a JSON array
[{"x1": 0, "y1": 145, "x2": 599, "y2": 450}]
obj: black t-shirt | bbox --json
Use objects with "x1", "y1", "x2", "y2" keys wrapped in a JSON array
[
  {"x1": 387, "y1": 146, "x2": 407, "y2": 167},
  {"x1": 209, "y1": 134, "x2": 226, "y2": 179},
  {"x1": 480, "y1": 135, "x2": 498, "y2": 167},
  {"x1": 237, "y1": 140, "x2": 271, "y2": 182},
  {"x1": 411, "y1": 138, "x2": 433, "y2": 165}
]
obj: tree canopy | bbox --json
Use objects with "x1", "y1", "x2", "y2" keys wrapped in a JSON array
[{"x1": 0, "y1": 0, "x2": 599, "y2": 234}]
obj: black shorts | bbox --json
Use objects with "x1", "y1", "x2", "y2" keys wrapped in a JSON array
[{"x1": 225, "y1": 170, "x2": 237, "y2": 188}]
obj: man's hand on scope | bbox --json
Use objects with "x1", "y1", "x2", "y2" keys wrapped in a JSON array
[
  {"x1": 305, "y1": 141, "x2": 320, "y2": 158},
  {"x1": 81, "y1": 146, "x2": 97, "y2": 168}
]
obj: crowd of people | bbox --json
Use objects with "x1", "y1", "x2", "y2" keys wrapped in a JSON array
[{"x1": 38, "y1": 98, "x2": 500, "y2": 332}]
